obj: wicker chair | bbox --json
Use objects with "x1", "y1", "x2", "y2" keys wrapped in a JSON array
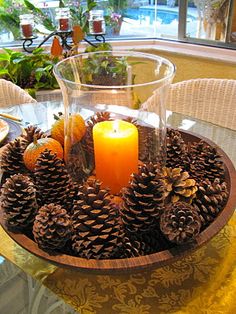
[
  {"x1": 0, "y1": 79, "x2": 36, "y2": 107},
  {"x1": 166, "y1": 78, "x2": 236, "y2": 130}
]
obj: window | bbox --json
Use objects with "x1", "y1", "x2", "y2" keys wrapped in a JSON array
[{"x1": 0, "y1": 0, "x2": 235, "y2": 49}]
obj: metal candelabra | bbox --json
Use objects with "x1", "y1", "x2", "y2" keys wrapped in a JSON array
[{"x1": 21, "y1": 30, "x2": 106, "y2": 53}]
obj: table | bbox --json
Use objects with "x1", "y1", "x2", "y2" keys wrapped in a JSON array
[{"x1": 1, "y1": 101, "x2": 236, "y2": 314}]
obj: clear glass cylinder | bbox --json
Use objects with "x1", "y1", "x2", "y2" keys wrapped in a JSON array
[
  {"x1": 55, "y1": 7, "x2": 71, "y2": 31},
  {"x1": 20, "y1": 14, "x2": 34, "y2": 38},
  {"x1": 89, "y1": 10, "x2": 106, "y2": 34},
  {"x1": 54, "y1": 51, "x2": 175, "y2": 195}
]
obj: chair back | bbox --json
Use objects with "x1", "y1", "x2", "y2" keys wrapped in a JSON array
[
  {"x1": 0, "y1": 79, "x2": 36, "y2": 107},
  {"x1": 167, "y1": 78, "x2": 236, "y2": 130}
]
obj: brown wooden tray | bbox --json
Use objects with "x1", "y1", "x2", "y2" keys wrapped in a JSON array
[{"x1": 1, "y1": 129, "x2": 236, "y2": 273}]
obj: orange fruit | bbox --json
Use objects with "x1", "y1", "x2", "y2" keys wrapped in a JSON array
[
  {"x1": 23, "y1": 137, "x2": 63, "y2": 171},
  {"x1": 51, "y1": 113, "x2": 86, "y2": 146}
]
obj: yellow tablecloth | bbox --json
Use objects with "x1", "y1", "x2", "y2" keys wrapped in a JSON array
[{"x1": 1, "y1": 211, "x2": 235, "y2": 313}]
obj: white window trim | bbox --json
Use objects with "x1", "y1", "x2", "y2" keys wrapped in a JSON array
[
  {"x1": 1, "y1": 39, "x2": 236, "y2": 64},
  {"x1": 110, "y1": 40, "x2": 236, "y2": 64}
]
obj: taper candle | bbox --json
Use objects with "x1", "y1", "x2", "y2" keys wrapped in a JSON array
[{"x1": 93, "y1": 120, "x2": 138, "y2": 194}]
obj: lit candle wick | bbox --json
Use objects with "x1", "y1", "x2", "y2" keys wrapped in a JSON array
[{"x1": 113, "y1": 120, "x2": 119, "y2": 134}]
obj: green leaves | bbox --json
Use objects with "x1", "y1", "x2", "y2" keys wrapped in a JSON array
[
  {"x1": 70, "y1": 0, "x2": 97, "y2": 33},
  {"x1": 0, "y1": 12, "x2": 20, "y2": 39},
  {"x1": 81, "y1": 44, "x2": 128, "y2": 85},
  {"x1": 87, "y1": 0, "x2": 97, "y2": 11},
  {"x1": 59, "y1": 0, "x2": 65, "y2": 8},
  {"x1": 0, "y1": 48, "x2": 59, "y2": 94}
]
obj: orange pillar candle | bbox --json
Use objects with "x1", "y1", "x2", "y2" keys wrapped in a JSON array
[{"x1": 93, "y1": 120, "x2": 139, "y2": 194}]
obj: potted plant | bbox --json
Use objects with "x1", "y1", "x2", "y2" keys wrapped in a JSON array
[
  {"x1": 80, "y1": 43, "x2": 129, "y2": 86},
  {"x1": 105, "y1": 0, "x2": 128, "y2": 35},
  {"x1": 0, "y1": 47, "x2": 59, "y2": 99}
]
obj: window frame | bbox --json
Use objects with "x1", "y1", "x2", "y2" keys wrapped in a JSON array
[
  {"x1": 0, "y1": 0, "x2": 236, "y2": 51},
  {"x1": 178, "y1": 0, "x2": 236, "y2": 49}
]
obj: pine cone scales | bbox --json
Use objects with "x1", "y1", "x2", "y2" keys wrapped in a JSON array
[
  {"x1": 121, "y1": 228, "x2": 170, "y2": 257},
  {"x1": 121, "y1": 163, "x2": 165, "y2": 232},
  {"x1": 35, "y1": 149, "x2": 74, "y2": 209},
  {"x1": 33, "y1": 203, "x2": 72, "y2": 253},
  {"x1": 81, "y1": 112, "x2": 111, "y2": 167},
  {"x1": 118, "y1": 236, "x2": 142, "y2": 258},
  {"x1": 137, "y1": 125, "x2": 156, "y2": 163},
  {"x1": 193, "y1": 178, "x2": 228, "y2": 227},
  {"x1": 22, "y1": 125, "x2": 47, "y2": 144},
  {"x1": 163, "y1": 167, "x2": 198, "y2": 203},
  {"x1": 1, "y1": 138, "x2": 28, "y2": 176},
  {"x1": 189, "y1": 141, "x2": 225, "y2": 182},
  {"x1": 72, "y1": 180, "x2": 122, "y2": 259},
  {"x1": 160, "y1": 202, "x2": 201, "y2": 244},
  {"x1": 67, "y1": 143, "x2": 89, "y2": 183},
  {"x1": 166, "y1": 129, "x2": 186, "y2": 168},
  {"x1": 1, "y1": 174, "x2": 38, "y2": 230}
]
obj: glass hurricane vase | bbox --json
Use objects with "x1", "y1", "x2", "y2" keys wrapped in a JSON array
[{"x1": 53, "y1": 50, "x2": 175, "y2": 195}]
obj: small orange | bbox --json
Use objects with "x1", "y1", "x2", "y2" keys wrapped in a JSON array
[
  {"x1": 23, "y1": 137, "x2": 63, "y2": 171},
  {"x1": 51, "y1": 113, "x2": 86, "y2": 146}
]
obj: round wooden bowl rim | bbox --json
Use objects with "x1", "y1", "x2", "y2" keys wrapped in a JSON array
[{"x1": 1, "y1": 129, "x2": 236, "y2": 273}]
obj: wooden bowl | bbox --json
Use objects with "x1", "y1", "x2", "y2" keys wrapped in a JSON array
[{"x1": 1, "y1": 130, "x2": 236, "y2": 273}]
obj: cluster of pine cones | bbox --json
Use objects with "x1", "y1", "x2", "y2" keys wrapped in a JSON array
[{"x1": 0, "y1": 115, "x2": 229, "y2": 260}]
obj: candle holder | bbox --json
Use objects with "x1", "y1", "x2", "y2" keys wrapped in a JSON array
[
  {"x1": 54, "y1": 51, "x2": 175, "y2": 194},
  {"x1": 55, "y1": 7, "x2": 71, "y2": 32},
  {"x1": 89, "y1": 10, "x2": 106, "y2": 35},
  {"x1": 20, "y1": 14, "x2": 35, "y2": 38},
  {"x1": 21, "y1": 30, "x2": 106, "y2": 53}
]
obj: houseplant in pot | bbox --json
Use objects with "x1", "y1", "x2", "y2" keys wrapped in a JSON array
[
  {"x1": 0, "y1": 47, "x2": 59, "y2": 98},
  {"x1": 105, "y1": 0, "x2": 128, "y2": 35},
  {"x1": 81, "y1": 43, "x2": 129, "y2": 86}
]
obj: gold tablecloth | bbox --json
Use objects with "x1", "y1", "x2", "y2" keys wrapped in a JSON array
[
  {"x1": 1, "y1": 212, "x2": 236, "y2": 313},
  {"x1": 0, "y1": 103, "x2": 236, "y2": 313}
]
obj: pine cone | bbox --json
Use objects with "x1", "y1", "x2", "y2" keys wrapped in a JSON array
[
  {"x1": 0, "y1": 138, "x2": 28, "y2": 177},
  {"x1": 121, "y1": 228, "x2": 170, "y2": 257},
  {"x1": 162, "y1": 167, "x2": 198, "y2": 204},
  {"x1": 160, "y1": 202, "x2": 201, "y2": 244},
  {"x1": 1, "y1": 174, "x2": 38, "y2": 231},
  {"x1": 33, "y1": 203, "x2": 72, "y2": 253},
  {"x1": 137, "y1": 125, "x2": 157, "y2": 163},
  {"x1": 66, "y1": 142, "x2": 90, "y2": 183},
  {"x1": 166, "y1": 128, "x2": 187, "y2": 168},
  {"x1": 22, "y1": 125, "x2": 47, "y2": 144},
  {"x1": 120, "y1": 163, "x2": 165, "y2": 233},
  {"x1": 81, "y1": 112, "x2": 112, "y2": 168},
  {"x1": 189, "y1": 141, "x2": 225, "y2": 183},
  {"x1": 35, "y1": 149, "x2": 75, "y2": 210},
  {"x1": 193, "y1": 178, "x2": 228, "y2": 228},
  {"x1": 71, "y1": 180, "x2": 122, "y2": 259},
  {"x1": 117, "y1": 235, "x2": 142, "y2": 258}
]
